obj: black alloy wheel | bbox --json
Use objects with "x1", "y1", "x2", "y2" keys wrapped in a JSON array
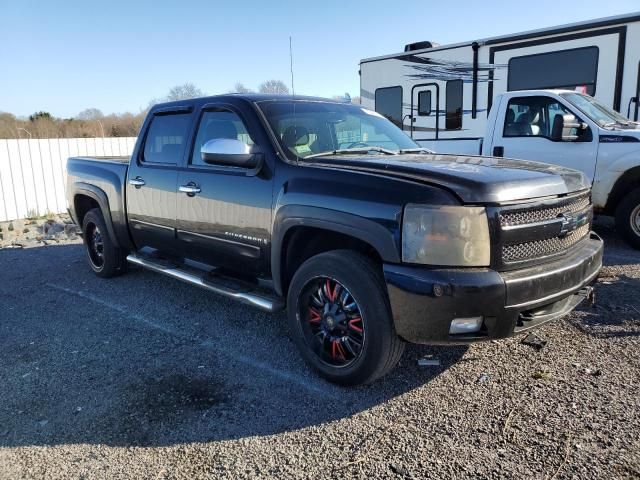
[
  {"x1": 298, "y1": 276, "x2": 365, "y2": 368},
  {"x1": 86, "y1": 222, "x2": 105, "y2": 269}
]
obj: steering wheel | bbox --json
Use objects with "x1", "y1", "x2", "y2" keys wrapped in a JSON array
[{"x1": 346, "y1": 141, "x2": 369, "y2": 149}]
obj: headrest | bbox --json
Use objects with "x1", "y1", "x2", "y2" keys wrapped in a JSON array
[
  {"x1": 282, "y1": 126, "x2": 309, "y2": 148},
  {"x1": 506, "y1": 109, "x2": 515, "y2": 123}
]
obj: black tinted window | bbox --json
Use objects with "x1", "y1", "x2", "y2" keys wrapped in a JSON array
[
  {"x1": 143, "y1": 114, "x2": 191, "y2": 164},
  {"x1": 446, "y1": 80, "x2": 463, "y2": 130},
  {"x1": 508, "y1": 47, "x2": 598, "y2": 95},
  {"x1": 191, "y1": 110, "x2": 253, "y2": 167},
  {"x1": 375, "y1": 86, "x2": 403, "y2": 128},
  {"x1": 418, "y1": 90, "x2": 431, "y2": 116}
]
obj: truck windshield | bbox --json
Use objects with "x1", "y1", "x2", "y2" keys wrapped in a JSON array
[
  {"x1": 258, "y1": 100, "x2": 421, "y2": 160},
  {"x1": 560, "y1": 92, "x2": 635, "y2": 128}
]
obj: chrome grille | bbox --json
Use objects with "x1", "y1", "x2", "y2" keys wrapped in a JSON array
[
  {"x1": 502, "y1": 224, "x2": 590, "y2": 263},
  {"x1": 499, "y1": 193, "x2": 590, "y2": 227}
]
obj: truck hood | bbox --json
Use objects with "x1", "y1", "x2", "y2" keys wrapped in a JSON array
[{"x1": 306, "y1": 154, "x2": 589, "y2": 204}]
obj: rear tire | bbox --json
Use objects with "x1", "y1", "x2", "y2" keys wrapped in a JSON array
[
  {"x1": 287, "y1": 250, "x2": 404, "y2": 386},
  {"x1": 82, "y1": 208, "x2": 128, "y2": 278},
  {"x1": 615, "y1": 188, "x2": 640, "y2": 250}
]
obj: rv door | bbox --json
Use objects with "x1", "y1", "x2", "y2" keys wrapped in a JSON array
[{"x1": 411, "y1": 83, "x2": 439, "y2": 140}]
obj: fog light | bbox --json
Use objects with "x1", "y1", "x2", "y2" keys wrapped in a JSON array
[{"x1": 449, "y1": 317, "x2": 483, "y2": 335}]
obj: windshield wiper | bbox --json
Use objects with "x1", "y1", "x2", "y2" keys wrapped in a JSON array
[
  {"x1": 603, "y1": 120, "x2": 632, "y2": 128},
  {"x1": 398, "y1": 147, "x2": 435, "y2": 154},
  {"x1": 304, "y1": 146, "x2": 398, "y2": 159}
]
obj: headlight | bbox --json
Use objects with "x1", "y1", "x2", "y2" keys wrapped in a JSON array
[{"x1": 402, "y1": 204, "x2": 490, "y2": 266}]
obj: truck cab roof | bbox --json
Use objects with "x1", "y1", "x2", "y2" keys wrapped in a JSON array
[{"x1": 150, "y1": 94, "x2": 343, "y2": 112}]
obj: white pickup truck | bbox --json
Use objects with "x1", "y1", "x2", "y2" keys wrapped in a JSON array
[{"x1": 430, "y1": 90, "x2": 640, "y2": 249}]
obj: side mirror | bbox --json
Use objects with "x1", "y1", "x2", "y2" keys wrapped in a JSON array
[
  {"x1": 551, "y1": 114, "x2": 585, "y2": 142},
  {"x1": 201, "y1": 138, "x2": 262, "y2": 169}
]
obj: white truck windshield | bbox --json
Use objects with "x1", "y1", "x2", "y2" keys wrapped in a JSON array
[{"x1": 561, "y1": 92, "x2": 635, "y2": 128}]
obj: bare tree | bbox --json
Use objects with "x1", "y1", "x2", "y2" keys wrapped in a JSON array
[
  {"x1": 77, "y1": 108, "x2": 104, "y2": 120},
  {"x1": 230, "y1": 82, "x2": 253, "y2": 93},
  {"x1": 258, "y1": 80, "x2": 289, "y2": 95},
  {"x1": 165, "y1": 83, "x2": 205, "y2": 101}
]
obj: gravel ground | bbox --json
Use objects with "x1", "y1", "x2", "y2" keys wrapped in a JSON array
[{"x1": 0, "y1": 217, "x2": 638, "y2": 479}]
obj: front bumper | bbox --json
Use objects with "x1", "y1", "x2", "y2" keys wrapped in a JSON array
[{"x1": 384, "y1": 232, "x2": 603, "y2": 344}]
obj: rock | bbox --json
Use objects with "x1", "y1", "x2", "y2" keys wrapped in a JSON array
[
  {"x1": 389, "y1": 463, "x2": 410, "y2": 477},
  {"x1": 532, "y1": 370, "x2": 553, "y2": 380},
  {"x1": 521, "y1": 333, "x2": 547, "y2": 351}
]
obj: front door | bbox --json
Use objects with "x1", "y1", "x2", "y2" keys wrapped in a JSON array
[
  {"x1": 176, "y1": 104, "x2": 272, "y2": 275},
  {"x1": 411, "y1": 84, "x2": 439, "y2": 141},
  {"x1": 126, "y1": 111, "x2": 192, "y2": 252},
  {"x1": 493, "y1": 95, "x2": 598, "y2": 182}
]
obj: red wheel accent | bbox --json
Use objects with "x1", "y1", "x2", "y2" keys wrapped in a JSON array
[
  {"x1": 325, "y1": 278, "x2": 336, "y2": 302},
  {"x1": 308, "y1": 307, "x2": 321, "y2": 323},
  {"x1": 348, "y1": 317, "x2": 363, "y2": 333},
  {"x1": 331, "y1": 340, "x2": 346, "y2": 361}
]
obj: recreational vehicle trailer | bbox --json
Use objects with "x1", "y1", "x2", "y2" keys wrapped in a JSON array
[{"x1": 360, "y1": 12, "x2": 640, "y2": 153}]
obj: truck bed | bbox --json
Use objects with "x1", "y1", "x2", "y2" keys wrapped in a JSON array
[{"x1": 66, "y1": 155, "x2": 130, "y2": 247}]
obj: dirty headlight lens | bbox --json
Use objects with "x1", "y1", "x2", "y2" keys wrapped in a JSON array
[{"x1": 402, "y1": 205, "x2": 490, "y2": 266}]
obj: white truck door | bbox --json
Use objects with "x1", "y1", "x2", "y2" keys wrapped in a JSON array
[{"x1": 491, "y1": 94, "x2": 598, "y2": 182}]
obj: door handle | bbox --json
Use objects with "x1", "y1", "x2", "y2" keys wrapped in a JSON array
[
  {"x1": 129, "y1": 177, "x2": 145, "y2": 188},
  {"x1": 179, "y1": 182, "x2": 201, "y2": 196}
]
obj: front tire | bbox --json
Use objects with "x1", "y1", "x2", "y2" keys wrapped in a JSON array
[
  {"x1": 82, "y1": 208, "x2": 128, "y2": 278},
  {"x1": 615, "y1": 188, "x2": 640, "y2": 249},
  {"x1": 287, "y1": 250, "x2": 404, "y2": 386}
]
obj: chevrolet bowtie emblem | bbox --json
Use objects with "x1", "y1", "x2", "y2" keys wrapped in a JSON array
[{"x1": 558, "y1": 213, "x2": 579, "y2": 237}]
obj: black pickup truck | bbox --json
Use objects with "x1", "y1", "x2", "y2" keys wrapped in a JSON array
[{"x1": 66, "y1": 94, "x2": 603, "y2": 385}]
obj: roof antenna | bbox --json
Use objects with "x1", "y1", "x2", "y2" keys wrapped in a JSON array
[{"x1": 289, "y1": 36, "x2": 295, "y2": 96}]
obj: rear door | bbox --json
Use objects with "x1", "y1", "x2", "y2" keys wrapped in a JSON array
[
  {"x1": 491, "y1": 95, "x2": 599, "y2": 182},
  {"x1": 175, "y1": 103, "x2": 273, "y2": 274},
  {"x1": 126, "y1": 110, "x2": 192, "y2": 252}
]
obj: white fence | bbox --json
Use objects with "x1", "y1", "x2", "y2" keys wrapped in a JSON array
[{"x1": 0, "y1": 137, "x2": 137, "y2": 221}]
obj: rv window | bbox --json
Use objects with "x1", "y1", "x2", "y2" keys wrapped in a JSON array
[
  {"x1": 418, "y1": 91, "x2": 432, "y2": 116},
  {"x1": 508, "y1": 46, "x2": 598, "y2": 95},
  {"x1": 375, "y1": 86, "x2": 403, "y2": 129},
  {"x1": 445, "y1": 80, "x2": 463, "y2": 130}
]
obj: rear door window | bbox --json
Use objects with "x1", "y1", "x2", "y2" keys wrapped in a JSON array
[{"x1": 142, "y1": 113, "x2": 191, "y2": 165}]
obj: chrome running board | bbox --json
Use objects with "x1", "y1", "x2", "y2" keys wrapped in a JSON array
[{"x1": 126, "y1": 253, "x2": 284, "y2": 312}]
